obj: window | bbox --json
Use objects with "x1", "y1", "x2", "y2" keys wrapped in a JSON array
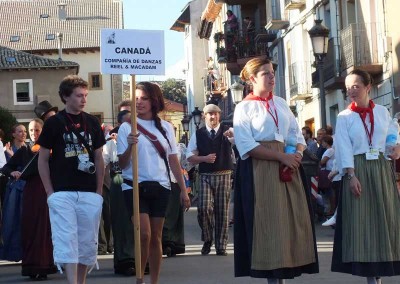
[
  {"x1": 88, "y1": 72, "x2": 103, "y2": 90},
  {"x1": 13, "y1": 79, "x2": 33, "y2": 105}
]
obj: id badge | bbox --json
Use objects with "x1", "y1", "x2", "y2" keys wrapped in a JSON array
[
  {"x1": 365, "y1": 148, "x2": 379, "y2": 160},
  {"x1": 274, "y1": 132, "x2": 284, "y2": 143}
]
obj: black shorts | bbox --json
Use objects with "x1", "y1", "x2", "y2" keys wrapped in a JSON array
[{"x1": 123, "y1": 180, "x2": 170, "y2": 218}]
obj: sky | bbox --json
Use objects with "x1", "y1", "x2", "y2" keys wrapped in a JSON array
[{"x1": 123, "y1": 0, "x2": 190, "y2": 81}]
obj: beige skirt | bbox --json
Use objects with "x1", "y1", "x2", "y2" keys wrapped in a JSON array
[{"x1": 251, "y1": 141, "x2": 316, "y2": 270}]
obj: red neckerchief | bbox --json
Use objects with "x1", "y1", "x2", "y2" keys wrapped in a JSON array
[
  {"x1": 244, "y1": 92, "x2": 279, "y2": 131},
  {"x1": 348, "y1": 100, "x2": 375, "y2": 146}
]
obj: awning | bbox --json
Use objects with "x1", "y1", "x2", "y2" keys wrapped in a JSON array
[
  {"x1": 201, "y1": 0, "x2": 223, "y2": 22},
  {"x1": 170, "y1": 4, "x2": 191, "y2": 32}
]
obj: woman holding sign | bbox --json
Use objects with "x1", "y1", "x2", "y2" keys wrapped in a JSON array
[{"x1": 117, "y1": 82, "x2": 190, "y2": 284}]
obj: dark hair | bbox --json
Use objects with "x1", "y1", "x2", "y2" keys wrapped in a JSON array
[
  {"x1": 240, "y1": 57, "x2": 272, "y2": 82},
  {"x1": 118, "y1": 100, "x2": 131, "y2": 110},
  {"x1": 227, "y1": 10, "x2": 233, "y2": 16},
  {"x1": 347, "y1": 69, "x2": 373, "y2": 86},
  {"x1": 58, "y1": 75, "x2": 88, "y2": 104},
  {"x1": 136, "y1": 82, "x2": 171, "y2": 149},
  {"x1": 302, "y1": 126, "x2": 312, "y2": 137},
  {"x1": 11, "y1": 123, "x2": 25, "y2": 134},
  {"x1": 321, "y1": 135, "x2": 333, "y2": 146},
  {"x1": 117, "y1": 110, "x2": 130, "y2": 124},
  {"x1": 325, "y1": 125, "x2": 333, "y2": 135}
]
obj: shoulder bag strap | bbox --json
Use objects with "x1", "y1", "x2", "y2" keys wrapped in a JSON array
[{"x1": 137, "y1": 123, "x2": 172, "y2": 183}]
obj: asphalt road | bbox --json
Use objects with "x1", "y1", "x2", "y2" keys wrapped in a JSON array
[{"x1": 1, "y1": 208, "x2": 399, "y2": 284}]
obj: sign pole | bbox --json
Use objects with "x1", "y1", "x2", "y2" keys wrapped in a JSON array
[{"x1": 130, "y1": 74, "x2": 142, "y2": 280}]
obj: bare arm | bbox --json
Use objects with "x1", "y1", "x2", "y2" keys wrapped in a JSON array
[
  {"x1": 94, "y1": 147, "x2": 104, "y2": 195},
  {"x1": 118, "y1": 133, "x2": 138, "y2": 169},
  {"x1": 187, "y1": 153, "x2": 216, "y2": 165},
  {"x1": 169, "y1": 154, "x2": 190, "y2": 210},
  {"x1": 38, "y1": 147, "x2": 54, "y2": 196}
]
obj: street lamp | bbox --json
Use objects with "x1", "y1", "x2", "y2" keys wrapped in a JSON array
[
  {"x1": 191, "y1": 107, "x2": 202, "y2": 130},
  {"x1": 181, "y1": 115, "x2": 190, "y2": 145},
  {"x1": 308, "y1": 19, "x2": 330, "y2": 128},
  {"x1": 230, "y1": 81, "x2": 245, "y2": 104}
]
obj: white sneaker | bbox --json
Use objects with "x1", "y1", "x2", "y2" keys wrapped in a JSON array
[{"x1": 322, "y1": 214, "x2": 336, "y2": 226}]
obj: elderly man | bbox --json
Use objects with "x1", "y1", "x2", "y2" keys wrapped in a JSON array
[{"x1": 187, "y1": 104, "x2": 234, "y2": 256}]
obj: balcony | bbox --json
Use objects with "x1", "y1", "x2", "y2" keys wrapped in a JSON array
[
  {"x1": 266, "y1": 0, "x2": 289, "y2": 30},
  {"x1": 340, "y1": 22, "x2": 384, "y2": 75},
  {"x1": 311, "y1": 38, "x2": 345, "y2": 90},
  {"x1": 284, "y1": 0, "x2": 306, "y2": 10},
  {"x1": 289, "y1": 61, "x2": 312, "y2": 101},
  {"x1": 216, "y1": 28, "x2": 277, "y2": 74}
]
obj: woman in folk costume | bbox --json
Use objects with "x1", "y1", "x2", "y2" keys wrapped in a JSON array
[
  {"x1": 331, "y1": 69, "x2": 400, "y2": 284},
  {"x1": 233, "y1": 57, "x2": 319, "y2": 283}
]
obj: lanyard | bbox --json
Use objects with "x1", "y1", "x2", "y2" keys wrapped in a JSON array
[
  {"x1": 65, "y1": 112, "x2": 87, "y2": 134},
  {"x1": 267, "y1": 99, "x2": 279, "y2": 133},
  {"x1": 359, "y1": 112, "x2": 374, "y2": 148}
]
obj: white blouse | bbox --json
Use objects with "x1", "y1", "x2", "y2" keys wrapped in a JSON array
[
  {"x1": 233, "y1": 96, "x2": 306, "y2": 159},
  {"x1": 334, "y1": 104, "x2": 391, "y2": 173}
]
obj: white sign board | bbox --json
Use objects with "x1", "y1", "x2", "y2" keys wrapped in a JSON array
[{"x1": 101, "y1": 29, "x2": 165, "y2": 75}]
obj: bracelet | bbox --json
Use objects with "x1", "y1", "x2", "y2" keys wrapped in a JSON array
[{"x1": 296, "y1": 150, "x2": 303, "y2": 157}]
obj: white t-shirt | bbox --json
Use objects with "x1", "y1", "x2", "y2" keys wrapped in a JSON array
[
  {"x1": 233, "y1": 96, "x2": 306, "y2": 159},
  {"x1": 321, "y1": 148, "x2": 334, "y2": 171},
  {"x1": 117, "y1": 118, "x2": 178, "y2": 191},
  {"x1": 0, "y1": 142, "x2": 6, "y2": 168}
]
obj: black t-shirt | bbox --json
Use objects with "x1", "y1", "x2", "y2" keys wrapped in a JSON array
[{"x1": 37, "y1": 110, "x2": 106, "y2": 192}]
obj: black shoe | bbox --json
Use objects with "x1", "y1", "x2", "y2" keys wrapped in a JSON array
[
  {"x1": 216, "y1": 249, "x2": 228, "y2": 256},
  {"x1": 114, "y1": 267, "x2": 135, "y2": 276},
  {"x1": 201, "y1": 241, "x2": 212, "y2": 255},
  {"x1": 98, "y1": 250, "x2": 107, "y2": 255}
]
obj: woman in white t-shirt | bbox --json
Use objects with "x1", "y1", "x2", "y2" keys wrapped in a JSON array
[{"x1": 117, "y1": 82, "x2": 190, "y2": 284}]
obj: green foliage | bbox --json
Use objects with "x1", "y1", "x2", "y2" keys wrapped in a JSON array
[
  {"x1": 0, "y1": 106, "x2": 18, "y2": 143},
  {"x1": 160, "y1": 79, "x2": 187, "y2": 105}
]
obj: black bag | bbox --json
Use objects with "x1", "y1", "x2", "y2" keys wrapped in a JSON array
[{"x1": 318, "y1": 169, "x2": 331, "y2": 189}]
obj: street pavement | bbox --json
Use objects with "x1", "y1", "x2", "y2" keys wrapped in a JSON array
[{"x1": 1, "y1": 208, "x2": 400, "y2": 283}]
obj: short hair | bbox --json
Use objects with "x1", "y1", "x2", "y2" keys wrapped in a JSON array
[
  {"x1": 325, "y1": 125, "x2": 333, "y2": 135},
  {"x1": 240, "y1": 57, "x2": 272, "y2": 82},
  {"x1": 58, "y1": 75, "x2": 88, "y2": 104},
  {"x1": 321, "y1": 135, "x2": 333, "y2": 146},
  {"x1": 302, "y1": 126, "x2": 312, "y2": 137},
  {"x1": 118, "y1": 100, "x2": 131, "y2": 111},
  {"x1": 30, "y1": 118, "x2": 44, "y2": 127},
  {"x1": 117, "y1": 110, "x2": 130, "y2": 124}
]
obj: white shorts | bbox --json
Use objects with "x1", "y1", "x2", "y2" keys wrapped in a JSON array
[{"x1": 47, "y1": 191, "x2": 103, "y2": 266}]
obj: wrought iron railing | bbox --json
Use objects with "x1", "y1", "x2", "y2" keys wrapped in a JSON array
[{"x1": 340, "y1": 22, "x2": 384, "y2": 70}]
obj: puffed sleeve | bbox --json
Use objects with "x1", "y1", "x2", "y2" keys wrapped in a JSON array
[
  {"x1": 335, "y1": 113, "x2": 354, "y2": 173},
  {"x1": 233, "y1": 102, "x2": 259, "y2": 160}
]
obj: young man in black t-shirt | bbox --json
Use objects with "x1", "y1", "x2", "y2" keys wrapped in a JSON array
[{"x1": 38, "y1": 75, "x2": 105, "y2": 283}]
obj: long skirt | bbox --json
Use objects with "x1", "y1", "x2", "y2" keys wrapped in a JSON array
[
  {"x1": 162, "y1": 182, "x2": 185, "y2": 256},
  {"x1": 21, "y1": 176, "x2": 57, "y2": 276},
  {"x1": 0, "y1": 178, "x2": 25, "y2": 261},
  {"x1": 234, "y1": 141, "x2": 319, "y2": 279},
  {"x1": 332, "y1": 154, "x2": 400, "y2": 276}
]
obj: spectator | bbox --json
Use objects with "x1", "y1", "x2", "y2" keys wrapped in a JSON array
[
  {"x1": 5, "y1": 124, "x2": 26, "y2": 161},
  {"x1": 302, "y1": 126, "x2": 318, "y2": 155}
]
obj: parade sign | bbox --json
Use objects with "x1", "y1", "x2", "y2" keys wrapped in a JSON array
[{"x1": 101, "y1": 29, "x2": 165, "y2": 75}]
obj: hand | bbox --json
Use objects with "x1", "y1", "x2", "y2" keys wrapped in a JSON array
[
  {"x1": 223, "y1": 128, "x2": 234, "y2": 138},
  {"x1": 389, "y1": 145, "x2": 400, "y2": 160},
  {"x1": 180, "y1": 190, "x2": 191, "y2": 212},
  {"x1": 349, "y1": 176, "x2": 362, "y2": 197},
  {"x1": 204, "y1": 153, "x2": 217, "y2": 163},
  {"x1": 328, "y1": 171, "x2": 338, "y2": 181},
  {"x1": 5, "y1": 142, "x2": 13, "y2": 157},
  {"x1": 127, "y1": 133, "x2": 140, "y2": 145},
  {"x1": 10, "y1": 171, "x2": 22, "y2": 180},
  {"x1": 280, "y1": 153, "x2": 301, "y2": 170}
]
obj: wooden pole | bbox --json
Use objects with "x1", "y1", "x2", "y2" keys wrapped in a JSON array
[{"x1": 130, "y1": 74, "x2": 142, "y2": 280}]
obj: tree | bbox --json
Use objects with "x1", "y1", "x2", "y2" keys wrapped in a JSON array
[
  {"x1": 160, "y1": 79, "x2": 187, "y2": 104},
  {"x1": 0, "y1": 106, "x2": 18, "y2": 143}
]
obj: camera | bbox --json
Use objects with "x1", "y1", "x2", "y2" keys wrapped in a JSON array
[{"x1": 77, "y1": 153, "x2": 96, "y2": 174}]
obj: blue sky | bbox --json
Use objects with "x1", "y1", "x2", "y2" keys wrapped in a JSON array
[{"x1": 123, "y1": 0, "x2": 190, "y2": 81}]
